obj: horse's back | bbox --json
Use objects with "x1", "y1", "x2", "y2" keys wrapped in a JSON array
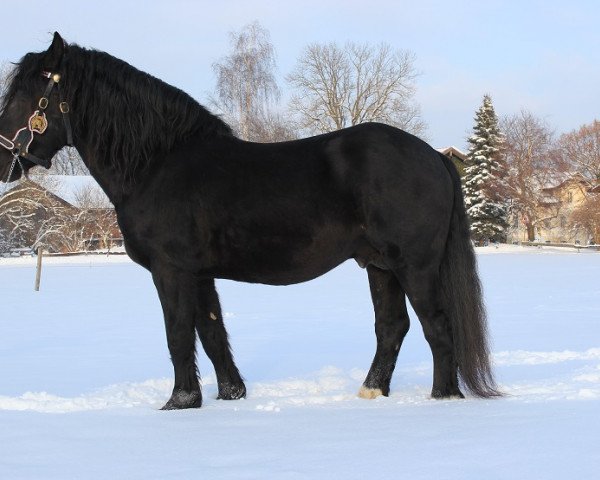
[{"x1": 226, "y1": 122, "x2": 452, "y2": 204}]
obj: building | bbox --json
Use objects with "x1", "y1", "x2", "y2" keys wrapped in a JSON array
[
  {"x1": 0, "y1": 175, "x2": 122, "y2": 253},
  {"x1": 437, "y1": 146, "x2": 468, "y2": 177},
  {"x1": 506, "y1": 173, "x2": 598, "y2": 245}
]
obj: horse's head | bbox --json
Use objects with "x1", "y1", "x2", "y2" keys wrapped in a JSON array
[{"x1": 0, "y1": 32, "x2": 72, "y2": 182}]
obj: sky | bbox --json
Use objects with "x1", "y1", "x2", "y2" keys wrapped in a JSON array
[{"x1": 2, "y1": 0, "x2": 599, "y2": 150}]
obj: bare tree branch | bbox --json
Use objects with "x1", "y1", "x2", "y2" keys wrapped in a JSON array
[
  {"x1": 286, "y1": 42, "x2": 426, "y2": 137},
  {"x1": 48, "y1": 147, "x2": 89, "y2": 176},
  {"x1": 569, "y1": 191, "x2": 600, "y2": 244},
  {"x1": 501, "y1": 111, "x2": 564, "y2": 240},
  {"x1": 212, "y1": 21, "x2": 281, "y2": 141},
  {"x1": 558, "y1": 120, "x2": 600, "y2": 181}
]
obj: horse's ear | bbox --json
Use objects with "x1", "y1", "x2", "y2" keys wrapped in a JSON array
[{"x1": 44, "y1": 32, "x2": 67, "y2": 70}]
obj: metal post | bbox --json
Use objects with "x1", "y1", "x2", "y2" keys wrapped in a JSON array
[{"x1": 34, "y1": 246, "x2": 43, "y2": 291}]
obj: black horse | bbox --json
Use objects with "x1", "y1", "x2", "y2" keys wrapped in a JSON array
[{"x1": 0, "y1": 33, "x2": 499, "y2": 409}]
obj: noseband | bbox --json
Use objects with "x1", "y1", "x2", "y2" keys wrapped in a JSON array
[{"x1": 0, "y1": 71, "x2": 73, "y2": 169}]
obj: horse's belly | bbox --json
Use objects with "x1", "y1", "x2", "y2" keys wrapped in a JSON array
[
  {"x1": 215, "y1": 230, "x2": 356, "y2": 285},
  {"x1": 223, "y1": 257, "x2": 349, "y2": 285}
]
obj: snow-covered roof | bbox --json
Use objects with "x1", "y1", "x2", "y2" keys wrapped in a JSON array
[
  {"x1": 437, "y1": 146, "x2": 467, "y2": 162},
  {"x1": 539, "y1": 172, "x2": 589, "y2": 190}
]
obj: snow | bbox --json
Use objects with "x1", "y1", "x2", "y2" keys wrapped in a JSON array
[{"x1": 0, "y1": 246, "x2": 599, "y2": 478}]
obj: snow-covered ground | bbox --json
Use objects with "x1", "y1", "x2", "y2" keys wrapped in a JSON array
[{"x1": 0, "y1": 244, "x2": 598, "y2": 479}]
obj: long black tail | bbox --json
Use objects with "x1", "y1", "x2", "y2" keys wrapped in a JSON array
[{"x1": 439, "y1": 153, "x2": 501, "y2": 397}]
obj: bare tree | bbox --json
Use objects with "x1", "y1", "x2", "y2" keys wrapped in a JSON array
[
  {"x1": 0, "y1": 62, "x2": 13, "y2": 104},
  {"x1": 569, "y1": 191, "x2": 600, "y2": 244},
  {"x1": 246, "y1": 110, "x2": 297, "y2": 143},
  {"x1": 72, "y1": 182, "x2": 112, "y2": 210},
  {"x1": 75, "y1": 184, "x2": 119, "y2": 250},
  {"x1": 501, "y1": 111, "x2": 562, "y2": 241},
  {"x1": 49, "y1": 147, "x2": 90, "y2": 176},
  {"x1": 558, "y1": 120, "x2": 600, "y2": 181},
  {"x1": 212, "y1": 21, "x2": 281, "y2": 141},
  {"x1": 286, "y1": 42, "x2": 426, "y2": 136}
]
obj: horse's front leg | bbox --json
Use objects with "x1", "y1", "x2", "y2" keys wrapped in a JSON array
[
  {"x1": 152, "y1": 265, "x2": 203, "y2": 410},
  {"x1": 152, "y1": 265, "x2": 245, "y2": 409}
]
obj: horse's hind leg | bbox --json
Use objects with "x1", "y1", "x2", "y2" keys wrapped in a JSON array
[
  {"x1": 400, "y1": 266, "x2": 463, "y2": 399},
  {"x1": 194, "y1": 280, "x2": 246, "y2": 401},
  {"x1": 359, "y1": 265, "x2": 410, "y2": 399}
]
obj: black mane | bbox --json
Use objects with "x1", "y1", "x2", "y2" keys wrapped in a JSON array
[{"x1": 4, "y1": 43, "x2": 234, "y2": 181}]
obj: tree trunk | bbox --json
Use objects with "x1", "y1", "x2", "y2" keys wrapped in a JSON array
[{"x1": 527, "y1": 224, "x2": 536, "y2": 242}]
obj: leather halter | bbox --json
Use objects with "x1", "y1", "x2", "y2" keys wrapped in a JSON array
[{"x1": 0, "y1": 71, "x2": 73, "y2": 169}]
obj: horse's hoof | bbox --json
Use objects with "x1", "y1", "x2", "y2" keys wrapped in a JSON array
[
  {"x1": 358, "y1": 386, "x2": 384, "y2": 399},
  {"x1": 431, "y1": 387, "x2": 465, "y2": 399},
  {"x1": 160, "y1": 389, "x2": 202, "y2": 410},
  {"x1": 217, "y1": 382, "x2": 246, "y2": 400}
]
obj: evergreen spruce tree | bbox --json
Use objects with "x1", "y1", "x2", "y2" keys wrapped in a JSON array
[{"x1": 463, "y1": 94, "x2": 508, "y2": 244}]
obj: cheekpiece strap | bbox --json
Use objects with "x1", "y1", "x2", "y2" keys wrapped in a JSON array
[{"x1": 38, "y1": 71, "x2": 73, "y2": 146}]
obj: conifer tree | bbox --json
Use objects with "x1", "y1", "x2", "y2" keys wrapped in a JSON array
[{"x1": 463, "y1": 94, "x2": 508, "y2": 244}]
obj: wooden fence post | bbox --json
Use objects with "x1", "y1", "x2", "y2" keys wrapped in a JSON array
[{"x1": 34, "y1": 246, "x2": 43, "y2": 291}]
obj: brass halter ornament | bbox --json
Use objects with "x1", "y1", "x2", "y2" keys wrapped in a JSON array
[{"x1": 0, "y1": 70, "x2": 73, "y2": 169}]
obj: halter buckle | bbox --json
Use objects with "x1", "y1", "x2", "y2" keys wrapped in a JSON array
[{"x1": 38, "y1": 97, "x2": 49, "y2": 110}]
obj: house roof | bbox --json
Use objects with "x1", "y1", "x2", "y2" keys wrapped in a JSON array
[
  {"x1": 541, "y1": 172, "x2": 590, "y2": 191},
  {"x1": 1, "y1": 179, "x2": 76, "y2": 210},
  {"x1": 437, "y1": 146, "x2": 467, "y2": 162}
]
